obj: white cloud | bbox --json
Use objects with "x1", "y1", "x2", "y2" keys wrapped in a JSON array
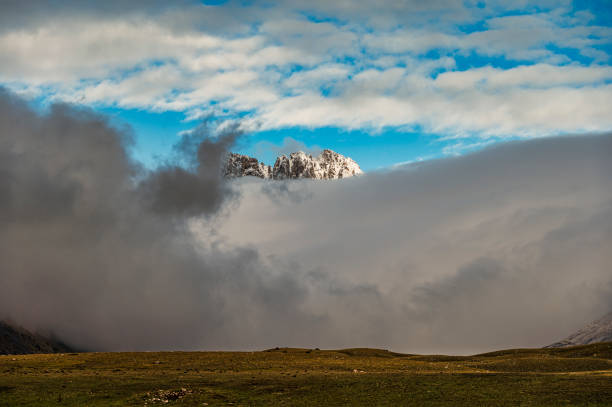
[
  {"x1": 434, "y1": 64, "x2": 612, "y2": 90},
  {"x1": 283, "y1": 64, "x2": 350, "y2": 91},
  {"x1": 0, "y1": 18, "x2": 222, "y2": 83},
  {"x1": 250, "y1": 72, "x2": 612, "y2": 136},
  {"x1": 72, "y1": 65, "x2": 186, "y2": 108},
  {"x1": 0, "y1": 1, "x2": 610, "y2": 139},
  {"x1": 363, "y1": 31, "x2": 459, "y2": 54}
]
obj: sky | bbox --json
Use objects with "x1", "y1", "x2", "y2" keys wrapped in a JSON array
[
  {"x1": 0, "y1": 0, "x2": 611, "y2": 169},
  {"x1": 0, "y1": 1, "x2": 611, "y2": 355}
]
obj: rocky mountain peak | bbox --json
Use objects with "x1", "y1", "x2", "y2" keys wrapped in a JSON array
[
  {"x1": 224, "y1": 153, "x2": 272, "y2": 179},
  {"x1": 225, "y1": 149, "x2": 363, "y2": 180}
]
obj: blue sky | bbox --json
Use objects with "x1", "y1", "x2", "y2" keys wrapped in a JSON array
[{"x1": 0, "y1": 0, "x2": 611, "y2": 170}]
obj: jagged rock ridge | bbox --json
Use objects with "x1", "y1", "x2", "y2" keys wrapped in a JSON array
[
  {"x1": 224, "y1": 153, "x2": 272, "y2": 179},
  {"x1": 546, "y1": 312, "x2": 612, "y2": 348},
  {"x1": 224, "y1": 149, "x2": 363, "y2": 180}
]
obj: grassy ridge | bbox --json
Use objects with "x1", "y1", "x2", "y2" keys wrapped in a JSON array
[{"x1": 1, "y1": 343, "x2": 612, "y2": 406}]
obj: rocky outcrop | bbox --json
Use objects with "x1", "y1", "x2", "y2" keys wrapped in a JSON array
[
  {"x1": 224, "y1": 153, "x2": 272, "y2": 178},
  {"x1": 225, "y1": 149, "x2": 363, "y2": 180},
  {"x1": 546, "y1": 312, "x2": 612, "y2": 348}
]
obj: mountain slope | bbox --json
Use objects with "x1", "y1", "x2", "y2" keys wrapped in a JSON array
[
  {"x1": 547, "y1": 312, "x2": 612, "y2": 348},
  {"x1": 0, "y1": 321, "x2": 73, "y2": 355},
  {"x1": 225, "y1": 149, "x2": 363, "y2": 180}
]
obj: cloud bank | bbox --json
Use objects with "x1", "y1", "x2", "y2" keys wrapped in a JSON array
[
  {"x1": 215, "y1": 133, "x2": 612, "y2": 354},
  {"x1": 1, "y1": 89, "x2": 610, "y2": 354}
]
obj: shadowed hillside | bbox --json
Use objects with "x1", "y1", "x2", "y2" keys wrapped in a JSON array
[
  {"x1": 547, "y1": 312, "x2": 612, "y2": 348},
  {"x1": 0, "y1": 321, "x2": 73, "y2": 355}
]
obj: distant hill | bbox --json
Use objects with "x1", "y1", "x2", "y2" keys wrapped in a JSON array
[
  {"x1": 0, "y1": 320, "x2": 73, "y2": 355},
  {"x1": 547, "y1": 312, "x2": 612, "y2": 348}
]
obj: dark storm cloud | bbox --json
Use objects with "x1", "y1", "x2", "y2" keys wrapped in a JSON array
[
  {"x1": 0, "y1": 89, "x2": 314, "y2": 351},
  {"x1": 140, "y1": 123, "x2": 239, "y2": 217}
]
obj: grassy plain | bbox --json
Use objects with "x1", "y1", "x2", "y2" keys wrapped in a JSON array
[{"x1": 2, "y1": 343, "x2": 612, "y2": 406}]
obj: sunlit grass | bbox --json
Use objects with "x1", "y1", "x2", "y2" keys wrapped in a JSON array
[{"x1": 1, "y1": 343, "x2": 612, "y2": 406}]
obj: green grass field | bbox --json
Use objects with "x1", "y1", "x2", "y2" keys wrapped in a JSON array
[{"x1": 2, "y1": 343, "x2": 612, "y2": 406}]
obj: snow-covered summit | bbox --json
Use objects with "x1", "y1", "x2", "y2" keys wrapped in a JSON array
[
  {"x1": 224, "y1": 153, "x2": 272, "y2": 179},
  {"x1": 224, "y1": 149, "x2": 363, "y2": 180}
]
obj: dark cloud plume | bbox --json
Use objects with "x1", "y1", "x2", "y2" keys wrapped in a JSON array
[
  {"x1": 0, "y1": 89, "x2": 312, "y2": 351},
  {"x1": 139, "y1": 123, "x2": 239, "y2": 217}
]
